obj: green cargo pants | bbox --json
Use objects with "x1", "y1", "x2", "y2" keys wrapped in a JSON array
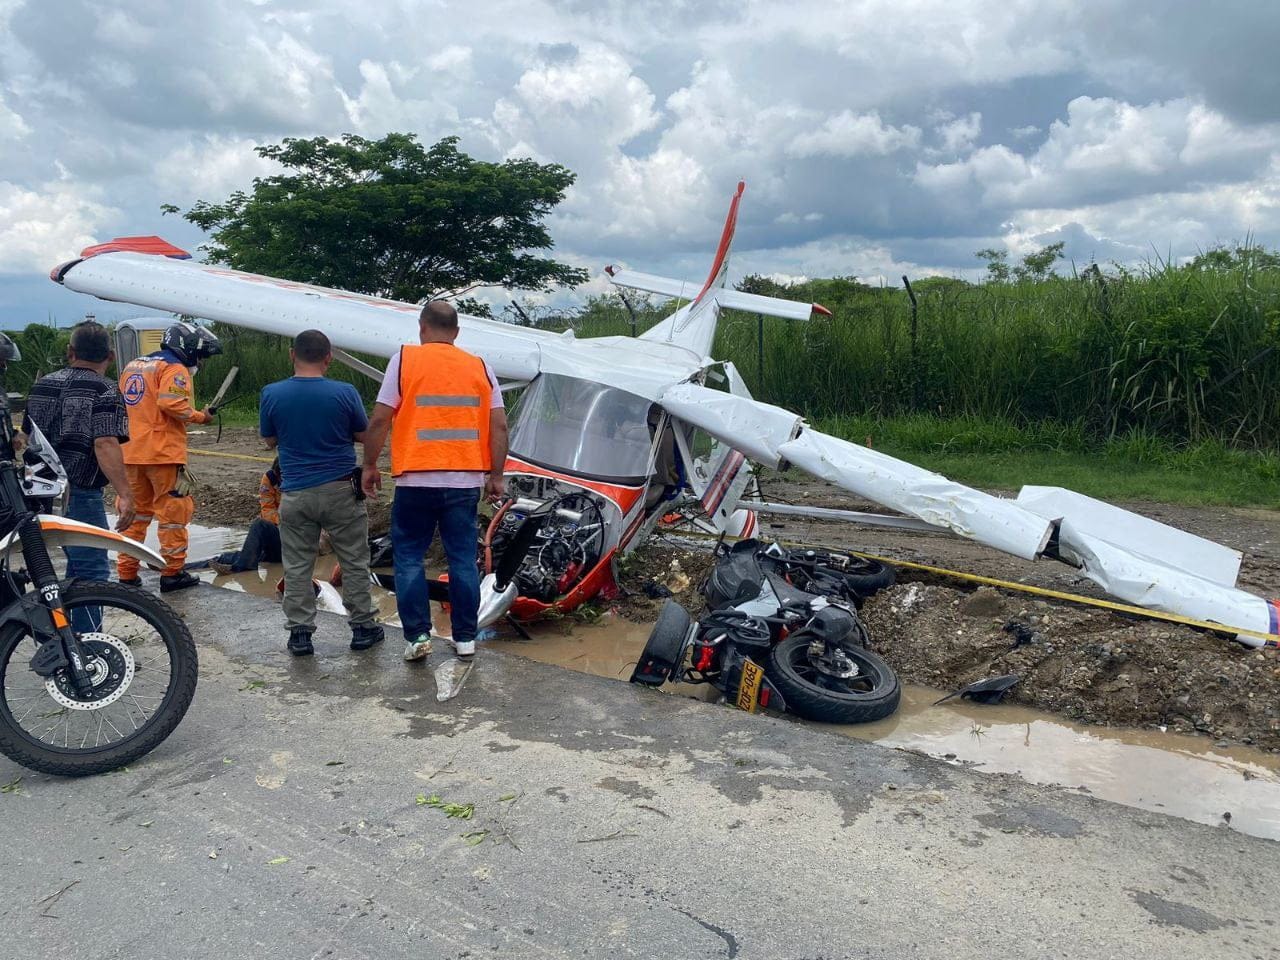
[{"x1": 279, "y1": 478, "x2": 374, "y2": 632}]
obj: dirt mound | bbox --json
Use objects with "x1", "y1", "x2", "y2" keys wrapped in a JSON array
[
  {"x1": 861, "y1": 582, "x2": 1280, "y2": 751},
  {"x1": 612, "y1": 542, "x2": 718, "y2": 622}
]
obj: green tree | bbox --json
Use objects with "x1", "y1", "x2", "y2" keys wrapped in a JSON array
[
  {"x1": 1014, "y1": 241, "x2": 1065, "y2": 281},
  {"x1": 975, "y1": 248, "x2": 1011, "y2": 284},
  {"x1": 175, "y1": 133, "x2": 587, "y2": 302},
  {"x1": 1189, "y1": 243, "x2": 1280, "y2": 272}
]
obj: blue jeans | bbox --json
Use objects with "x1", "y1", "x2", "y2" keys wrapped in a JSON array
[
  {"x1": 391, "y1": 487, "x2": 480, "y2": 642},
  {"x1": 64, "y1": 486, "x2": 110, "y2": 632},
  {"x1": 217, "y1": 518, "x2": 282, "y2": 572}
]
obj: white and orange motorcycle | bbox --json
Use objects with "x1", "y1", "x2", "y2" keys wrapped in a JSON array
[{"x1": 0, "y1": 378, "x2": 197, "y2": 776}]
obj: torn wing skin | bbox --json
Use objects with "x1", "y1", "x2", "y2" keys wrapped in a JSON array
[{"x1": 656, "y1": 387, "x2": 1276, "y2": 642}]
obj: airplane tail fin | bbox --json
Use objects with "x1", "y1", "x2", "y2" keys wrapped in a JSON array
[{"x1": 610, "y1": 182, "x2": 828, "y2": 356}]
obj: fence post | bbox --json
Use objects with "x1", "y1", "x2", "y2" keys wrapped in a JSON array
[
  {"x1": 757, "y1": 313, "x2": 765, "y2": 397},
  {"x1": 902, "y1": 275, "x2": 920, "y2": 409}
]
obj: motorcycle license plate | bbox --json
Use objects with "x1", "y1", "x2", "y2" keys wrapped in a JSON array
[{"x1": 736, "y1": 658, "x2": 765, "y2": 713}]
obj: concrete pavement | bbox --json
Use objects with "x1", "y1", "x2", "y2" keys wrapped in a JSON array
[{"x1": 2, "y1": 585, "x2": 1277, "y2": 959}]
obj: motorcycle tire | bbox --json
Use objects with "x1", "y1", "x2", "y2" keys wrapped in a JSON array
[
  {"x1": 0, "y1": 580, "x2": 198, "y2": 777},
  {"x1": 766, "y1": 634, "x2": 900, "y2": 724},
  {"x1": 838, "y1": 558, "x2": 895, "y2": 600}
]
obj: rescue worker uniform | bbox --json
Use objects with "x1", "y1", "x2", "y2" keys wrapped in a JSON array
[
  {"x1": 117, "y1": 348, "x2": 212, "y2": 583},
  {"x1": 380, "y1": 342, "x2": 501, "y2": 659}
]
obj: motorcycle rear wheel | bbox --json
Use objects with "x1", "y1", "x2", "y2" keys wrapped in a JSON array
[
  {"x1": 0, "y1": 580, "x2": 198, "y2": 776},
  {"x1": 766, "y1": 634, "x2": 899, "y2": 724}
]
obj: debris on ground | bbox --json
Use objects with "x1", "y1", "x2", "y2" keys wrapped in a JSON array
[
  {"x1": 613, "y1": 543, "x2": 717, "y2": 621},
  {"x1": 861, "y1": 582, "x2": 1280, "y2": 751}
]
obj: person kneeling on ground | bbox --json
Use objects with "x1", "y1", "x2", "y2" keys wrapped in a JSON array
[
  {"x1": 261, "y1": 329, "x2": 381, "y2": 657},
  {"x1": 210, "y1": 459, "x2": 283, "y2": 574}
]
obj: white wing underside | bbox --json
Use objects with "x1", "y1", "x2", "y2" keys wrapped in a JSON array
[{"x1": 56, "y1": 251, "x2": 1276, "y2": 643}]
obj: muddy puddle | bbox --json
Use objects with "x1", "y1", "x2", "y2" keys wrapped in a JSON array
[
  {"x1": 118, "y1": 519, "x2": 1280, "y2": 841},
  {"x1": 502, "y1": 617, "x2": 1280, "y2": 841}
]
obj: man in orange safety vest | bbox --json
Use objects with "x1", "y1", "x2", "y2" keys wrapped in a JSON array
[{"x1": 117, "y1": 321, "x2": 222, "y2": 592}]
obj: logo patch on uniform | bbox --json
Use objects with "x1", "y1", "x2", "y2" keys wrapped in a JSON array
[
  {"x1": 123, "y1": 373, "x2": 146, "y2": 406},
  {"x1": 173, "y1": 374, "x2": 188, "y2": 388}
]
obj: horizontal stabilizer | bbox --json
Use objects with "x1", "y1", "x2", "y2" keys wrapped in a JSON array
[
  {"x1": 607, "y1": 267, "x2": 829, "y2": 321},
  {"x1": 604, "y1": 267, "x2": 699, "y2": 301}
]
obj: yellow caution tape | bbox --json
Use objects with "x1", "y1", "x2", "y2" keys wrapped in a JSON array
[
  {"x1": 663, "y1": 522, "x2": 1280, "y2": 649},
  {"x1": 188, "y1": 447, "x2": 394, "y2": 479},
  {"x1": 853, "y1": 552, "x2": 1279, "y2": 650},
  {"x1": 189, "y1": 448, "x2": 274, "y2": 465}
]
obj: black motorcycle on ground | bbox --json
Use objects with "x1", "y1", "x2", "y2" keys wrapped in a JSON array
[
  {"x1": 631, "y1": 539, "x2": 900, "y2": 724},
  {"x1": 0, "y1": 338, "x2": 197, "y2": 776}
]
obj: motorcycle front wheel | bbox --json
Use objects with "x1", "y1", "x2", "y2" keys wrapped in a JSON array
[
  {"x1": 0, "y1": 580, "x2": 198, "y2": 776},
  {"x1": 766, "y1": 634, "x2": 900, "y2": 724}
]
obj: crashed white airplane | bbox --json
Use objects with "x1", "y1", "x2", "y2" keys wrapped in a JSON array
[{"x1": 50, "y1": 183, "x2": 1279, "y2": 646}]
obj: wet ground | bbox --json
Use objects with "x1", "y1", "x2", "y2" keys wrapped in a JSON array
[
  {"x1": 7, "y1": 584, "x2": 1280, "y2": 960},
  {"x1": 147, "y1": 518, "x2": 1280, "y2": 842}
]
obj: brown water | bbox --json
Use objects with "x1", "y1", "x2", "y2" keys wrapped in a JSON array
[
  {"x1": 498, "y1": 616, "x2": 1280, "y2": 841},
  {"x1": 155, "y1": 520, "x2": 1280, "y2": 841}
]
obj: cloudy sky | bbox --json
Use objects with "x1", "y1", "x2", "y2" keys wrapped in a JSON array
[{"x1": 2, "y1": 0, "x2": 1278, "y2": 326}]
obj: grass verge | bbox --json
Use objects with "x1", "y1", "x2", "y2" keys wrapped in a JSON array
[{"x1": 816, "y1": 414, "x2": 1280, "y2": 510}]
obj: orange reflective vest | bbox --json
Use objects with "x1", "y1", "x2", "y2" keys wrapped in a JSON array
[
  {"x1": 390, "y1": 343, "x2": 492, "y2": 475},
  {"x1": 119, "y1": 354, "x2": 212, "y2": 465}
]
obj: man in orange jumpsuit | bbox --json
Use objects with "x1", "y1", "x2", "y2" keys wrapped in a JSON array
[{"x1": 117, "y1": 321, "x2": 222, "y2": 592}]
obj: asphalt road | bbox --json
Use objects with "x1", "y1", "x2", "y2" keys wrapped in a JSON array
[{"x1": 2, "y1": 585, "x2": 1277, "y2": 960}]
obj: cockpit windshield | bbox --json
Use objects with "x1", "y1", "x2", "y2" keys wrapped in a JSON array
[{"x1": 508, "y1": 375, "x2": 654, "y2": 481}]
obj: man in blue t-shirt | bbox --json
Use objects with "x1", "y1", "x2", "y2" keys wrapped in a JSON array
[{"x1": 260, "y1": 329, "x2": 381, "y2": 656}]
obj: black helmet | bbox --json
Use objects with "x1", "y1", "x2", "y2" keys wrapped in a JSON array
[
  {"x1": 162, "y1": 321, "x2": 221, "y2": 365},
  {"x1": 0, "y1": 331, "x2": 21, "y2": 363}
]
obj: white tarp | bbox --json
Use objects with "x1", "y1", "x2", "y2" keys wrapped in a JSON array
[{"x1": 778, "y1": 429, "x2": 1054, "y2": 561}]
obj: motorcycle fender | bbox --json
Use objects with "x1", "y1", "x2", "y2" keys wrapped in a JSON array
[{"x1": 0, "y1": 515, "x2": 166, "y2": 570}]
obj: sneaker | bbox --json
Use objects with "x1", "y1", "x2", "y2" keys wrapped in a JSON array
[
  {"x1": 159, "y1": 571, "x2": 201, "y2": 593},
  {"x1": 287, "y1": 628, "x2": 314, "y2": 657},
  {"x1": 118, "y1": 577, "x2": 142, "y2": 588},
  {"x1": 452, "y1": 638, "x2": 476, "y2": 659},
  {"x1": 350, "y1": 623, "x2": 385, "y2": 651},
  {"x1": 209, "y1": 560, "x2": 235, "y2": 576},
  {"x1": 403, "y1": 634, "x2": 432, "y2": 661}
]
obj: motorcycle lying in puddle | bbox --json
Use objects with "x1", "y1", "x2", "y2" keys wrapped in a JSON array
[
  {"x1": 630, "y1": 539, "x2": 901, "y2": 724},
  {"x1": 0, "y1": 405, "x2": 197, "y2": 776}
]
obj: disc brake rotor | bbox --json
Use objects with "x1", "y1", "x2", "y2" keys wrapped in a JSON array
[
  {"x1": 44, "y1": 634, "x2": 137, "y2": 711},
  {"x1": 809, "y1": 644, "x2": 860, "y2": 680}
]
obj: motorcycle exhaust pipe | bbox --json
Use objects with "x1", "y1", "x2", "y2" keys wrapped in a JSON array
[{"x1": 477, "y1": 573, "x2": 519, "y2": 628}]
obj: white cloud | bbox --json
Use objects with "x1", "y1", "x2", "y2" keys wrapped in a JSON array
[
  {"x1": 915, "y1": 97, "x2": 1280, "y2": 211},
  {"x1": 152, "y1": 135, "x2": 281, "y2": 205},
  {"x1": 2, "y1": 0, "x2": 1280, "y2": 323},
  {"x1": 427, "y1": 45, "x2": 473, "y2": 72},
  {"x1": 0, "y1": 92, "x2": 29, "y2": 139},
  {"x1": 788, "y1": 110, "x2": 921, "y2": 158},
  {"x1": 936, "y1": 112, "x2": 982, "y2": 153},
  {"x1": 505, "y1": 45, "x2": 658, "y2": 148},
  {"x1": 0, "y1": 178, "x2": 115, "y2": 273}
]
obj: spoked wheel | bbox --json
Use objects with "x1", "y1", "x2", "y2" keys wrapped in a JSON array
[
  {"x1": 766, "y1": 635, "x2": 899, "y2": 724},
  {"x1": 0, "y1": 581, "x2": 198, "y2": 776}
]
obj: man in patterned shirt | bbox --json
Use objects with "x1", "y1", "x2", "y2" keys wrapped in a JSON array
[{"x1": 23, "y1": 321, "x2": 135, "y2": 630}]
